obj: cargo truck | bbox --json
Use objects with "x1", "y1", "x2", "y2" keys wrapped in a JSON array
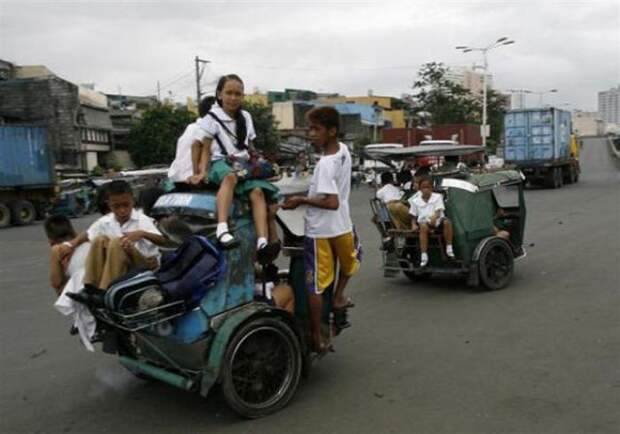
[
  {"x1": 0, "y1": 125, "x2": 56, "y2": 228},
  {"x1": 504, "y1": 108, "x2": 580, "y2": 188}
]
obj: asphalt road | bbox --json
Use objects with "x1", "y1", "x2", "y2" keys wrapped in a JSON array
[{"x1": 1, "y1": 138, "x2": 618, "y2": 434}]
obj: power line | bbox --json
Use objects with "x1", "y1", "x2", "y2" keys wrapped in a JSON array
[
  {"x1": 215, "y1": 61, "x2": 420, "y2": 72},
  {"x1": 159, "y1": 70, "x2": 195, "y2": 90}
]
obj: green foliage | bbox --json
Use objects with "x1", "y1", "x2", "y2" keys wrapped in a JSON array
[
  {"x1": 244, "y1": 101, "x2": 280, "y2": 154},
  {"x1": 90, "y1": 165, "x2": 104, "y2": 177},
  {"x1": 411, "y1": 62, "x2": 506, "y2": 150},
  {"x1": 127, "y1": 102, "x2": 281, "y2": 167},
  {"x1": 128, "y1": 104, "x2": 194, "y2": 168},
  {"x1": 105, "y1": 153, "x2": 124, "y2": 172},
  {"x1": 412, "y1": 62, "x2": 481, "y2": 124}
]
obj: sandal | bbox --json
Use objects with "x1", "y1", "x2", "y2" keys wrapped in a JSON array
[
  {"x1": 217, "y1": 231, "x2": 240, "y2": 250},
  {"x1": 333, "y1": 298, "x2": 355, "y2": 310},
  {"x1": 332, "y1": 307, "x2": 352, "y2": 336},
  {"x1": 256, "y1": 241, "x2": 282, "y2": 265},
  {"x1": 311, "y1": 339, "x2": 334, "y2": 360}
]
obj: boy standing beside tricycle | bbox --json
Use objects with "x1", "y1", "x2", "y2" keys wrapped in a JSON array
[{"x1": 283, "y1": 106, "x2": 361, "y2": 354}]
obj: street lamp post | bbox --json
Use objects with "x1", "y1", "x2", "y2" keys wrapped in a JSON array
[{"x1": 456, "y1": 37, "x2": 515, "y2": 147}]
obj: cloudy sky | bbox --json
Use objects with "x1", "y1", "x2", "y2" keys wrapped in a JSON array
[{"x1": 1, "y1": 0, "x2": 618, "y2": 111}]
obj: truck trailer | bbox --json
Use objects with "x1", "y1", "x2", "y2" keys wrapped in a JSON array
[
  {"x1": 0, "y1": 125, "x2": 56, "y2": 228},
  {"x1": 504, "y1": 108, "x2": 579, "y2": 188}
]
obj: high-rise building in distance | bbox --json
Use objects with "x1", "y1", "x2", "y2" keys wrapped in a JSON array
[{"x1": 598, "y1": 85, "x2": 620, "y2": 124}]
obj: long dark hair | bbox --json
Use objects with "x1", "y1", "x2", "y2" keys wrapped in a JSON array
[{"x1": 215, "y1": 74, "x2": 247, "y2": 145}]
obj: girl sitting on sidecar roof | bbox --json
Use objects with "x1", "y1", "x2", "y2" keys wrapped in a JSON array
[{"x1": 170, "y1": 74, "x2": 279, "y2": 262}]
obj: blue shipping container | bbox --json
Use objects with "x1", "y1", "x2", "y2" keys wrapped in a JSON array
[
  {"x1": 0, "y1": 126, "x2": 54, "y2": 188},
  {"x1": 504, "y1": 108, "x2": 571, "y2": 163}
]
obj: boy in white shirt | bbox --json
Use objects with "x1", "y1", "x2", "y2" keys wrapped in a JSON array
[
  {"x1": 58, "y1": 180, "x2": 168, "y2": 305},
  {"x1": 283, "y1": 106, "x2": 361, "y2": 354},
  {"x1": 375, "y1": 171, "x2": 411, "y2": 230},
  {"x1": 408, "y1": 177, "x2": 455, "y2": 267}
]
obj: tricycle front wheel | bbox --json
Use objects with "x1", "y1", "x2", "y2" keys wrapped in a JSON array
[{"x1": 220, "y1": 317, "x2": 302, "y2": 418}]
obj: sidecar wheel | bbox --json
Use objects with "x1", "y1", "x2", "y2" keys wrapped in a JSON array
[{"x1": 220, "y1": 317, "x2": 302, "y2": 418}]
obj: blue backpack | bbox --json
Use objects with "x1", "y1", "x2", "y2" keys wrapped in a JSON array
[{"x1": 157, "y1": 235, "x2": 225, "y2": 307}]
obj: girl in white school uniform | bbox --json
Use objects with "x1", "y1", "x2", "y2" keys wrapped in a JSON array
[{"x1": 193, "y1": 74, "x2": 279, "y2": 259}]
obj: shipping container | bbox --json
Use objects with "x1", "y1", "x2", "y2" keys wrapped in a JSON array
[
  {"x1": 0, "y1": 126, "x2": 54, "y2": 187},
  {"x1": 503, "y1": 108, "x2": 579, "y2": 188},
  {"x1": 504, "y1": 108, "x2": 571, "y2": 162},
  {"x1": 0, "y1": 125, "x2": 56, "y2": 227}
]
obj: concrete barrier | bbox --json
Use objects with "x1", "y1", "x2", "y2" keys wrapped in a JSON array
[{"x1": 608, "y1": 135, "x2": 620, "y2": 159}]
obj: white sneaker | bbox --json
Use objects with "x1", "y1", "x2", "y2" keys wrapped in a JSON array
[
  {"x1": 446, "y1": 245, "x2": 455, "y2": 259},
  {"x1": 420, "y1": 253, "x2": 429, "y2": 267}
]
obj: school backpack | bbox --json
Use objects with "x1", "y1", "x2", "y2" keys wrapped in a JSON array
[{"x1": 156, "y1": 235, "x2": 225, "y2": 307}]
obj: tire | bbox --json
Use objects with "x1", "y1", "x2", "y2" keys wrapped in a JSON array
[
  {"x1": 545, "y1": 170, "x2": 555, "y2": 189},
  {"x1": 10, "y1": 200, "x2": 36, "y2": 226},
  {"x1": 0, "y1": 203, "x2": 11, "y2": 228},
  {"x1": 117, "y1": 334, "x2": 153, "y2": 381},
  {"x1": 548, "y1": 167, "x2": 562, "y2": 189},
  {"x1": 33, "y1": 201, "x2": 49, "y2": 220},
  {"x1": 220, "y1": 317, "x2": 302, "y2": 419},
  {"x1": 478, "y1": 238, "x2": 514, "y2": 290},
  {"x1": 398, "y1": 255, "x2": 431, "y2": 281},
  {"x1": 564, "y1": 166, "x2": 573, "y2": 184},
  {"x1": 571, "y1": 166, "x2": 579, "y2": 183}
]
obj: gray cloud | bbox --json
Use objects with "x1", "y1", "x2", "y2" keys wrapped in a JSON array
[{"x1": 1, "y1": 0, "x2": 617, "y2": 110}]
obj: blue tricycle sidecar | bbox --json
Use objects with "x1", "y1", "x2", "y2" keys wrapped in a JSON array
[{"x1": 90, "y1": 186, "x2": 340, "y2": 418}]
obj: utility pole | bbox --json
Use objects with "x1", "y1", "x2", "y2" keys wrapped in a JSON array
[
  {"x1": 372, "y1": 101, "x2": 381, "y2": 143},
  {"x1": 157, "y1": 81, "x2": 161, "y2": 102},
  {"x1": 195, "y1": 56, "x2": 210, "y2": 105}
]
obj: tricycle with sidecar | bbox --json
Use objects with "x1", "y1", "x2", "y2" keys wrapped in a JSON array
[
  {"x1": 367, "y1": 144, "x2": 527, "y2": 290},
  {"x1": 85, "y1": 179, "x2": 345, "y2": 418}
]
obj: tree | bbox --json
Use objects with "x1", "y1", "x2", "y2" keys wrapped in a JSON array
[
  {"x1": 412, "y1": 62, "x2": 480, "y2": 125},
  {"x1": 411, "y1": 62, "x2": 506, "y2": 151},
  {"x1": 127, "y1": 105, "x2": 194, "y2": 168},
  {"x1": 127, "y1": 101, "x2": 280, "y2": 167},
  {"x1": 244, "y1": 101, "x2": 280, "y2": 155}
]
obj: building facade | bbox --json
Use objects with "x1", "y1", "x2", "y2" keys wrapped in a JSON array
[
  {"x1": 572, "y1": 111, "x2": 605, "y2": 137},
  {"x1": 272, "y1": 101, "x2": 314, "y2": 130},
  {"x1": 317, "y1": 95, "x2": 407, "y2": 128},
  {"x1": 0, "y1": 60, "x2": 113, "y2": 171},
  {"x1": 598, "y1": 86, "x2": 620, "y2": 125},
  {"x1": 445, "y1": 65, "x2": 493, "y2": 98}
]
